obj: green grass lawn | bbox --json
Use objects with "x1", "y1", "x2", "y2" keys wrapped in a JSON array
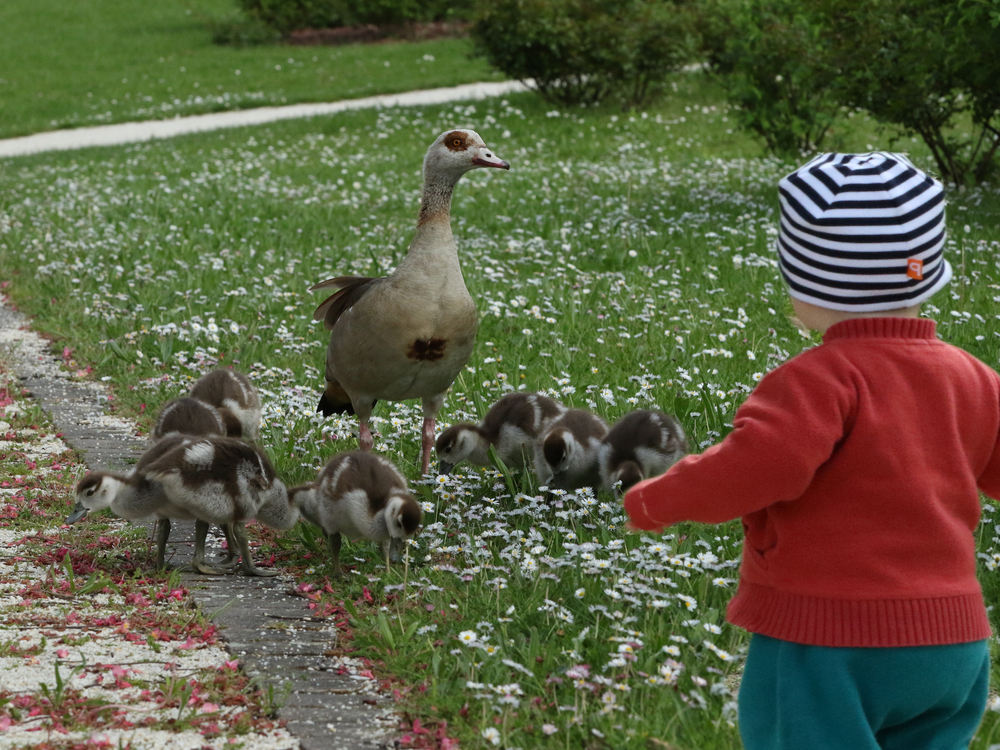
[
  {"x1": 2, "y1": 71, "x2": 1000, "y2": 748},
  {"x1": 0, "y1": 0, "x2": 502, "y2": 140}
]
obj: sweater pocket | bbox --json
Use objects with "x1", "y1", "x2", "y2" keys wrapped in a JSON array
[{"x1": 742, "y1": 512, "x2": 777, "y2": 570}]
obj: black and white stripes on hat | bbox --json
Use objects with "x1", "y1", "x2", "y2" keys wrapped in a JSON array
[{"x1": 777, "y1": 152, "x2": 951, "y2": 312}]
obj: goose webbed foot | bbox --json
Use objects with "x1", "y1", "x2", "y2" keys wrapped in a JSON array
[{"x1": 232, "y1": 522, "x2": 281, "y2": 577}]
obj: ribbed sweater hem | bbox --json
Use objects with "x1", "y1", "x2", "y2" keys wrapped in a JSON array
[{"x1": 727, "y1": 583, "x2": 992, "y2": 647}]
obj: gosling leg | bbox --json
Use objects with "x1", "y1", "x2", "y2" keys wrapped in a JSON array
[
  {"x1": 328, "y1": 531, "x2": 343, "y2": 578},
  {"x1": 190, "y1": 519, "x2": 229, "y2": 575},
  {"x1": 232, "y1": 522, "x2": 280, "y2": 577},
  {"x1": 213, "y1": 523, "x2": 241, "y2": 569},
  {"x1": 155, "y1": 518, "x2": 172, "y2": 570}
]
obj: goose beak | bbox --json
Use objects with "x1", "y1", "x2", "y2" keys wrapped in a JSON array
[
  {"x1": 65, "y1": 504, "x2": 89, "y2": 524},
  {"x1": 437, "y1": 460, "x2": 454, "y2": 476},
  {"x1": 472, "y1": 150, "x2": 510, "y2": 170}
]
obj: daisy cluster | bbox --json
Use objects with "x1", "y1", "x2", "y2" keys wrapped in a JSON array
[{"x1": 2, "y1": 89, "x2": 999, "y2": 746}]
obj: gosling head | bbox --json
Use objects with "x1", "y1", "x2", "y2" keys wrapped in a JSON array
[
  {"x1": 385, "y1": 493, "x2": 422, "y2": 540},
  {"x1": 424, "y1": 129, "x2": 509, "y2": 183},
  {"x1": 610, "y1": 460, "x2": 645, "y2": 498},
  {"x1": 384, "y1": 493, "x2": 422, "y2": 564},
  {"x1": 435, "y1": 424, "x2": 480, "y2": 475},
  {"x1": 66, "y1": 472, "x2": 122, "y2": 523},
  {"x1": 542, "y1": 429, "x2": 577, "y2": 476}
]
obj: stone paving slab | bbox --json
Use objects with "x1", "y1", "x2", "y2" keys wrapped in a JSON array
[{"x1": 0, "y1": 297, "x2": 401, "y2": 750}]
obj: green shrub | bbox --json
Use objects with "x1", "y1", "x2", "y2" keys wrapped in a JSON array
[
  {"x1": 471, "y1": 0, "x2": 699, "y2": 109},
  {"x1": 819, "y1": 0, "x2": 1000, "y2": 186},
  {"x1": 702, "y1": 0, "x2": 1000, "y2": 184},
  {"x1": 238, "y1": 0, "x2": 346, "y2": 33},
  {"x1": 699, "y1": 0, "x2": 838, "y2": 155},
  {"x1": 237, "y1": 0, "x2": 474, "y2": 32}
]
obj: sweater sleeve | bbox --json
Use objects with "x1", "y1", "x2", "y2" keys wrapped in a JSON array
[
  {"x1": 624, "y1": 352, "x2": 856, "y2": 531},
  {"x1": 978, "y1": 387, "x2": 1000, "y2": 501}
]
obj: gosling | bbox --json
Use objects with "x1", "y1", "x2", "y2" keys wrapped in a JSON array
[
  {"x1": 290, "y1": 451, "x2": 422, "y2": 577},
  {"x1": 533, "y1": 409, "x2": 609, "y2": 494},
  {"x1": 599, "y1": 409, "x2": 688, "y2": 496},
  {"x1": 67, "y1": 436, "x2": 297, "y2": 576},
  {"x1": 435, "y1": 391, "x2": 566, "y2": 474}
]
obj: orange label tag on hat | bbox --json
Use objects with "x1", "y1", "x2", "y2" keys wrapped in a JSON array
[{"x1": 907, "y1": 258, "x2": 924, "y2": 280}]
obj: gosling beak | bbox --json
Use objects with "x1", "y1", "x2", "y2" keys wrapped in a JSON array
[
  {"x1": 437, "y1": 461, "x2": 454, "y2": 476},
  {"x1": 65, "y1": 504, "x2": 89, "y2": 524}
]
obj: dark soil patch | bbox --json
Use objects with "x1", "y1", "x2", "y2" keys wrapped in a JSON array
[{"x1": 286, "y1": 20, "x2": 470, "y2": 46}]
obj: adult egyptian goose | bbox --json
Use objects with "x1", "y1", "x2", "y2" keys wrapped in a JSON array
[
  {"x1": 533, "y1": 409, "x2": 609, "y2": 494},
  {"x1": 67, "y1": 436, "x2": 297, "y2": 576},
  {"x1": 289, "y1": 451, "x2": 422, "y2": 577},
  {"x1": 310, "y1": 129, "x2": 509, "y2": 474},
  {"x1": 151, "y1": 397, "x2": 230, "y2": 442},
  {"x1": 189, "y1": 368, "x2": 261, "y2": 440},
  {"x1": 435, "y1": 391, "x2": 566, "y2": 474},
  {"x1": 598, "y1": 409, "x2": 688, "y2": 496}
]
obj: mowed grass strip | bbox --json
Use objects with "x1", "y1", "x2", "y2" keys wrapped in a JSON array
[
  {"x1": 2, "y1": 74, "x2": 1000, "y2": 748},
  {"x1": 0, "y1": 0, "x2": 502, "y2": 140}
]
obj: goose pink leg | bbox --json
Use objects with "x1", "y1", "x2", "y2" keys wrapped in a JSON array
[
  {"x1": 421, "y1": 417, "x2": 435, "y2": 475},
  {"x1": 359, "y1": 420, "x2": 374, "y2": 452}
]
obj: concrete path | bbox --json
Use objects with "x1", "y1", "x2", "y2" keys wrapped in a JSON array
[
  {"x1": 0, "y1": 80, "x2": 530, "y2": 159},
  {"x1": 0, "y1": 297, "x2": 399, "y2": 750}
]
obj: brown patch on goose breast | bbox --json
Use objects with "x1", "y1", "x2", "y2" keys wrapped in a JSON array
[
  {"x1": 443, "y1": 131, "x2": 469, "y2": 152},
  {"x1": 408, "y1": 338, "x2": 447, "y2": 362}
]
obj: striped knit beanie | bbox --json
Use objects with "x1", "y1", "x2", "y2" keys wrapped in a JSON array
[{"x1": 777, "y1": 152, "x2": 951, "y2": 312}]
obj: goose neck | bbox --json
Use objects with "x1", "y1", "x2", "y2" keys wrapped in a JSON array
[{"x1": 417, "y1": 172, "x2": 458, "y2": 227}]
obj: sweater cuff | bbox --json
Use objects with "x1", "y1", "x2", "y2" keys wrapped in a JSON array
[{"x1": 623, "y1": 476, "x2": 665, "y2": 532}]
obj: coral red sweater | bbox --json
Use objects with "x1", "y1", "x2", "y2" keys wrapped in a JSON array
[{"x1": 625, "y1": 318, "x2": 1000, "y2": 647}]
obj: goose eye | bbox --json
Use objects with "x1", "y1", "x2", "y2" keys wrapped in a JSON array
[{"x1": 452, "y1": 139, "x2": 462, "y2": 147}]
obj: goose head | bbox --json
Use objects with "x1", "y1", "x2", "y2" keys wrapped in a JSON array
[
  {"x1": 384, "y1": 493, "x2": 422, "y2": 563},
  {"x1": 67, "y1": 472, "x2": 123, "y2": 523},
  {"x1": 424, "y1": 129, "x2": 509, "y2": 183},
  {"x1": 435, "y1": 423, "x2": 480, "y2": 474}
]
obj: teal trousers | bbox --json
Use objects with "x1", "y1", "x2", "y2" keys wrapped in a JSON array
[{"x1": 738, "y1": 634, "x2": 990, "y2": 750}]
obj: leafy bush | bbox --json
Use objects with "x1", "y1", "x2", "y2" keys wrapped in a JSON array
[
  {"x1": 471, "y1": 0, "x2": 699, "y2": 109},
  {"x1": 819, "y1": 0, "x2": 1000, "y2": 185},
  {"x1": 238, "y1": 0, "x2": 345, "y2": 33},
  {"x1": 237, "y1": 0, "x2": 473, "y2": 32},
  {"x1": 702, "y1": 0, "x2": 1000, "y2": 184},
  {"x1": 699, "y1": 0, "x2": 839, "y2": 155}
]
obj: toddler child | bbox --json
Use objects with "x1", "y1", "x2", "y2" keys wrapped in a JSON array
[{"x1": 624, "y1": 152, "x2": 1000, "y2": 750}]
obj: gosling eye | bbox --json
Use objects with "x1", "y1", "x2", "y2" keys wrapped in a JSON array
[{"x1": 86, "y1": 488, "x2": 96, "y2": 497}]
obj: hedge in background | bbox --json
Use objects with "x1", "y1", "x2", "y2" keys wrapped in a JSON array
[
  {"x1": 238, "y1": 0, "x2": 473, "y2": 32},
  {"x1": 471, "y1": 0, "x2": 699, "y2": 109}
]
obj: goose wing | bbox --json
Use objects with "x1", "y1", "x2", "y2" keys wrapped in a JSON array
[{"x1": 310, "y1": 275, "x2": 384, "y2": 332}]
